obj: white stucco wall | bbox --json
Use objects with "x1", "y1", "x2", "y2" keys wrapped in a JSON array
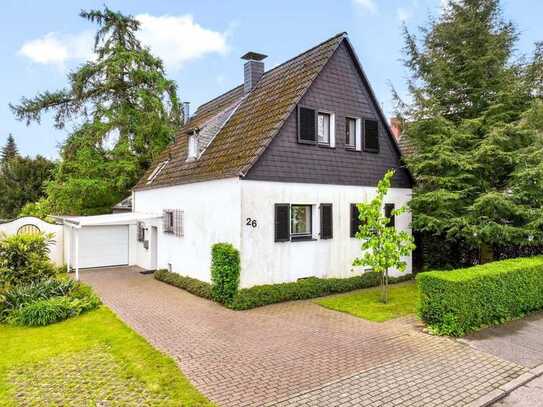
[
  {"x1": 0, "y1": 217, "x2": 64, "y2": 266},
  {"x1": 133, "y1": 177, "x2": 241, "y2": 282},
  {"x1": 239, "y1": 180, "x2": 412, "y2": 288}
]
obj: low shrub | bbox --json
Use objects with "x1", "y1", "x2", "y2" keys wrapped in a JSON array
[
  {"x1": 8, "y1": 297, "x2": 77, "y2": 326},
  {"x1": 0, "y1": 278, "x2": 76, "y2": 319},
  {"x1": 230, "y1": 273, "x2": 412, "y2": 310},
  {"x1": 210, "y1": 243, "x2": 240, "y2": 304},
  {"x1": 0, "y1": 278, "x2": 100, "y2": 326},
  {"x1": 0, "y1": 233, "x2": 57, "y2": 289},
  {"x1": 417, "y1": 256, "x2": 543, "y2": 336},
  {"x1": 154, "y1": 269, "x2": 212, "y2": 300}
]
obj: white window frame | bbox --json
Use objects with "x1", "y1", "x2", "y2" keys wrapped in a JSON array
[
  {"x1": 187, "y1": 134, "x2": 198, "y2": 160},
  {"x1": 290, "y1": 204, "x2": 313, "y2": 240},
  {"x1": 317, "y1": 111, "x2": 335, "y2": 147}
]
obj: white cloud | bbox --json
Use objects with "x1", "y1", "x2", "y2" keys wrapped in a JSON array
[
  {"x1": 397, "y1": 7, "x2": 412, "y2": 22},
  {"x1": 18, "y1": 31, "x2": 93, "y2": 67},
  {"x1": 353, "y1": 0, "x2": 378, "y2": 14},
  {"x1": 135, "y1": 14, "x2": 229, "y2": 70},
  {"x1": 18, "y1": 14, "x2": 229, "y2": 71}
]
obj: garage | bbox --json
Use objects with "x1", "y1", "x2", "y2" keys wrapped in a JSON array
[
  {"x1": 77, "y1": 225, "x2": 129, "y2": 268},
  {"x1": 58, "y1": 212, "x2": 162, "y2": 279}
]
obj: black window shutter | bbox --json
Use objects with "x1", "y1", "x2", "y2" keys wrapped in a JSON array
[
  {"x1": 275, "y1": 204, "x2": 290, "y2": 242},
  {"x1": 298, "y1": 106, "x2": 317, "y2": 143},
  {"x1": 350, "y1": 204, "x2": 361, "y2": 238},
  {"x1": 320, "y1": 204, "x2": 333, "y2": 239},
  {"x1": 364, "y1": 119, "x2": 379, "y2": 152},
  {"x1": 385, "y1": 203, "x2": 395, "y2": 228}
]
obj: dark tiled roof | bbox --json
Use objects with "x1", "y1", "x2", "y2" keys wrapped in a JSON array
[{"x1": 135, "y1": 32, "x2": 347, "y2": 190}]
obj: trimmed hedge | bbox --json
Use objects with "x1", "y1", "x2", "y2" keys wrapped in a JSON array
[
  {"x1": 417, "y1": 256, "x2": 543, "y2": 336},
  {"x1": 154, "y1": 269, "x2": 212, "y2": 300},
  {"x1": 230, "y1": 273, "x2": 412, "y2": 310},
  {"x1": 210, "y1": 243, "x2": 240, "y2": 304}
]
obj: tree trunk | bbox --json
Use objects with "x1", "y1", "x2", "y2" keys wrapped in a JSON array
[
  {"x1": 380, "y1": 269, "x2": 389, "y2": 304},
  {"x1": 479, "y1": 243, "x2": 494, "y2": 264}
]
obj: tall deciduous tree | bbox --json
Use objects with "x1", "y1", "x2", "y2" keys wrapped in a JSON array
[
  {"x1": 398, "y1": 0, "x2": 543, "y2": 264},
  {"x1": 353, "y1": 170, "x2": 415, "y2": 303},
  {"x1": 1, "y1": 134, "x2": 18, "y2": 162},
  {"x1": 11, "y1": 7, "x2": 181, "y2": 215}
]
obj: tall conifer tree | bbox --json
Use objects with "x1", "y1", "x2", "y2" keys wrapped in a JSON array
[{"x1": 398, "y1": 0, "x2": 543, "y2": 264}]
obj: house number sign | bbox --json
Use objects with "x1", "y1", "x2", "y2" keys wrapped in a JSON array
[{"x1": 246, "y1": 218, "x2": 257, "y2": 228}]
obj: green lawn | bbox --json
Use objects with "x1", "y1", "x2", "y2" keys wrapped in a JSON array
[
  {"x1": 0, "y1": 306, "x2": 213, "y2": 406},
  {"x1": 315, "y1": 281, "x2": 419, "y2": 322}
]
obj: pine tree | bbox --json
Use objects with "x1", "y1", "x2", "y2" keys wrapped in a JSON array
[
  {"x1": 399, "y1": 0, "x2": 543, "y2": 264},
  {"x1": 1, "y1": 134, "x2": 18, "y2": 162},
  {"x1": 10, "y1": 7, "x2": 181, "y2": 215}
]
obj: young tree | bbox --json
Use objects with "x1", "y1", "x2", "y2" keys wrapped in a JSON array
[
  {"x1": 1, "y1": 134, "x2": 18, "y2": 162},
  {"x1": 10, "y1": 7, "x2": 181, "y2": 215},
  {"x1": 353, "y1": 170, "x2": 415, "y2": 303},
  {"x1": 398, "y1": 0, "x2": 543, "y2": 264}
]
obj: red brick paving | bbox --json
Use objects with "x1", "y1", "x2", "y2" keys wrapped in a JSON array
[{"x1": 81, "y1": 267, "x2": 527, "y2": 406}]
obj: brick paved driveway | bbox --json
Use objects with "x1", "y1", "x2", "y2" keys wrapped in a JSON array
[{"x1": 81, "y1": 267, "x2": 527, "y2": 407}]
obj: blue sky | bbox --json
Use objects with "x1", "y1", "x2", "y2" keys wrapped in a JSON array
[{"x1": 1, "y1": 0, "x2": 542, "y2": 158}]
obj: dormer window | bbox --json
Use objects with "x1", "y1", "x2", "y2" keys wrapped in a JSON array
[{"x1": 187, "y1": 133, "x2": 198, "y2": 160}]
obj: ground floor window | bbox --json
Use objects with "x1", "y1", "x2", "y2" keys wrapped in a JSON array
[{"x1": 291, "y1": 205, "x2": 312, "y2": 240}]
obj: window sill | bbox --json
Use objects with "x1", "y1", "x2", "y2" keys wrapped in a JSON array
[
  {"x1": 297, "y1": 139, "x2": 317, "y2": 145},
  {"x1": 345, "y1": 146, "x2": 358, "y2": 151},
  {"x1": 318, "y1": 143, "x2": 334, "y2": 149},
  {"x1": 290, "y1": 236, "x2": 317, "y2": 242},
  {"x1": 363, "y1": 148, "x2": 379, "y2": 153}
]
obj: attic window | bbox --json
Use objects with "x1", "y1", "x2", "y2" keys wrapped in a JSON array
[
  {"x1": 187, "y1": 133, "x2": 199, "y2": 161},
  {"x1": 147, "y1": 160, "x2": 168, "y2": 184}
]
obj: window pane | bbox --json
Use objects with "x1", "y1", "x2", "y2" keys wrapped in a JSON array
[
  {"x1": 346, "y1": 118, "x2": 356, "y2": 146},
  {"x1": 291, "y1": 205, "x2": 311, "y2": 235},
  {"x1": 318, "y1": 113, "x2": 330, "y2": 144}
]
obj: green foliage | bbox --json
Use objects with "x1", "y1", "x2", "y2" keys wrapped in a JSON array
[
  {"x1": 1, "y1": 134, "x2": 18, "y2": 162},
  {"x1": 0, "y1": 276, "x2": 100, "y2": 326},
  {"x1": 10, "y1": 6, "x2": 181, "y2": 216},
  {"x1": 417, "y1": 256, "x2": 543, "y2": 336},
  {"x1": 398, "y1": 0, "x2": 543, "y2": 262},
  {"x1": 229, "y1": 273, "x2": 412, "y2": 311},
  {"x1": 8, "y1": 296, "x2": 82, "y2": 326},
  {"x1": 0, "y1": 233, "x2": 57, "y2": 289},
  {"x1": 316, "y1": 282, "x2": 418, "y2": 322},
  {"x1": 210, "y1": 243, "x2": 240, "y2": 304},
  {"x1": 0, "y1": 155, "x2": 55, "y2": 219},
  {"x1": 353, "y1": 169, "x2": 415, "y2": 302},
  {"x1": 154, "y1": 269, "x2": 212, "y2": 300}
]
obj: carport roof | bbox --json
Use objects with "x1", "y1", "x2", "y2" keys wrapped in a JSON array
[{"x1": 55, "y1": 212, "x2": 162, "y2": 228}]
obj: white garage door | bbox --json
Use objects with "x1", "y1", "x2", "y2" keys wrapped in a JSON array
[{"x1": 77, "y1": 225, "x2": 129, "y2": 268}]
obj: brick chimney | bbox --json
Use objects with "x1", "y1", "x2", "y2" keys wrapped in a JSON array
[
  {"x1": 241, "y1": 51, "x2": 267, "y2": 94},
  {"x1": 389, "y1": 117, "x2": 402, "y2": 142}
]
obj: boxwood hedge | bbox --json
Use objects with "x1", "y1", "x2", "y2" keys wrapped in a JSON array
[
  {"x1": 154, "y1": 269, "x2": 213, "y2": 300},
  {"x1": 155, "y1": 267, "x2": 412, "y2": 310},
  {"x1": 417, "y1": 256, "x2": 543, "y2": 336}
]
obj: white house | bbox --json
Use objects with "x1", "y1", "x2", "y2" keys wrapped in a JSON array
[{"x1": 61, "y1": 33, "x2": 413, "y2": 287}]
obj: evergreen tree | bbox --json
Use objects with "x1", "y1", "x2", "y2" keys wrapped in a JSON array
[
  {"x1": 399, "y1": 0, "x2": 543, "y2": 264},
  {"x1": 0, "y1": 155, "x2": 55, "y2": 219},
  {"x1": 1, "y1": 134, "x2": 18, "y2": 162},
  {"x1": 10, "y1": 7, "x2": 181, "y2": 215}
]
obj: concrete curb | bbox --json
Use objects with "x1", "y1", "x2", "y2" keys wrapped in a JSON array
[{"x1": 466, "y1": 364, "x2": 543, "y2": 407}]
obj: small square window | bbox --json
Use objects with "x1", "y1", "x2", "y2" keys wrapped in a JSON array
[
  {"x1": 291, "y1": 205, "x2": 312, "y2": 239},
  {"x1": 317, "y1": 113, "x2": 331, "y2": 145},
  {"x1": 346, "y1": 117, "x2": 356, "y2": 148}
]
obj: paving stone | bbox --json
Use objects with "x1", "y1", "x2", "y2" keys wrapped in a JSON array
[{"x1": 82, "y1": 267, "x2": 528, "y2": 407}]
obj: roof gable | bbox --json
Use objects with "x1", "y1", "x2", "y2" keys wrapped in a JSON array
[{"x1": 135, "y1": 32, "x2": 346, "y2": 190}]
